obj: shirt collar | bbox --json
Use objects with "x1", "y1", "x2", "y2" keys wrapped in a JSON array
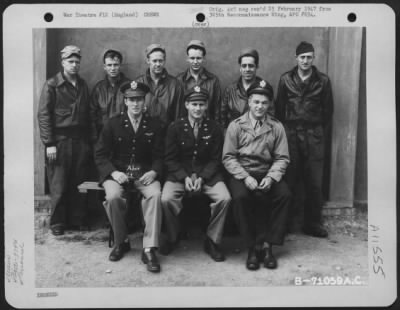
[
  {"x1": 183, "y1": 67, "x2": 209, "y2": 82},
  {"x1": 248, "y1": 112, "x2": 266, "y2": 128},
  {"x1": 127, "y1": 112, "x2": 143, "y2": 127},
  {"x1": 188, "y1": 116, "x2": 203, "y2": 128}
]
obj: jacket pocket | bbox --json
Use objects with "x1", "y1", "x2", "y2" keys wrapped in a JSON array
[{"x1": 54, "y1": 109, "x2": 72, "y2": 126}]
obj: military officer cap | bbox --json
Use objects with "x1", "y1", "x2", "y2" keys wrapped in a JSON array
[
  {"x1": 296, "y1": 41, "x2": 315, "y2": 56},
  {"x1": 187, "y1": 40, "x2": 206, "y2": 55},
  {"x1": 60, "y1": 45, "x2": 81, "y2": 59},
  {"x1": 145, "y1": 43, "x2": 166, "y2": 57},
  {"x1": 184, "y1": 85, "x2": 209, "y2": 102},
  {"x1": 120, "y1": 81, "x2": 150, "y2": 98},
  {"x1": 247, "y1": 80, "x2": 274, "y2": 100},
  {"x1": 238, "y1": 48, "x2": 259, "y2": 66}
]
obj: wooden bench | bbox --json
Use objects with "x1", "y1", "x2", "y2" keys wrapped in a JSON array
[{"x1": 77, "y1": 181, "x2": 142, "y2": 247}]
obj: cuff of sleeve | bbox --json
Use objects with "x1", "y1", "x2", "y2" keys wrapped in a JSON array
[{"x1": 266, "y1": 172, "x2": 281, "y2": 183}]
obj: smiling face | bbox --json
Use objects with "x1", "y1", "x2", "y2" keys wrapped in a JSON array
[
  {"x1": 187, "y1": 48, "x2": 205, "y2": 73},
  {"x1": 62, "y1": 55, "x2": 81, "y2": 76},
  {"x1": 125, "y1": 96, "x2": 145, "y2": 117},
  {"x1": 103, "y1": 57, "x2": 121, "y2": 79},
  {"x1": 296, "y1": 51, "x2": 314, "y2": 72},
  {"x1": 248, "y1": 93, "x2": 270, "y2": 120},
  {"x1": 185, "y1": 100, "x2": 208, "y2": 121},
  {"x1": 239, "y1": 56, "x2": 257, "y2": 82},
  {"x1": 146, "y1": 51, "x2": 166, "y2": 75}
]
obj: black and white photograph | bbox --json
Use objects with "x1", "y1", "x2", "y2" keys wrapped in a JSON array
[{"x1": 3, "y1": 3, "x2": 397, "y2": 308}]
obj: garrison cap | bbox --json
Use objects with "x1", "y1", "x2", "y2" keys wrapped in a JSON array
[
  {"x1": 184, "y1": 85, "x2": 209, "y2": 102},
  {"x1": 238, "y1": 48, "x2": 259, "y2": 66},
  {"x1": 247, "y1": 80, "x2": 274, "y2": 100},
  {"x1": 60, "y1": 45, "x2": 81, "y2": 59},
  {"x1": 103, "y1": 49, "x2": 123, "y2": 62},
  {"x1": 120, "y1": 81, "x2": 150, "y2": 98},
  {"x1": 187, "y1": 40, "x2": 206, "y2": 55},
  {"x1": 296, "y1": 41, "x2": 315, "y2": 56},
  {"x1": 145, "y1": 43, "x2": 166, "y2": 57}
]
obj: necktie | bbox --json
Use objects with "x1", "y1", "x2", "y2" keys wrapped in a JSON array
[
  {"x1": 193, "y1": 121, "x2": 199, "y2": 139},
  {"x1": 254, "y1": 120, "x2": 261, "y2": 130},
  {"x1": 133, "y1": 119, "x2": 139, "y2": 132}
]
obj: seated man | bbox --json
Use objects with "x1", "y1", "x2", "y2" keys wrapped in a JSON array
[
  {"x1": 95, "y1": 81, "x2": 164, "y2": 273},
  {"x1": 222, "y1": 80, "x2": 291, "y2": 271},
  {"x1": 161, "y1": 86, "x2": 231, "y2": 262}
]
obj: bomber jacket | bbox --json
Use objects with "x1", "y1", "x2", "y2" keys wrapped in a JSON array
[
  {"x1": 220, "y1": 76, "x2": 263, "y2": 128},
  {"x1": 95, "y1": 112, "x2": 164, "y2": 184},
  {"x1": 37, "y1": 72, "x2": 93, "y2": 146},
  {"x1": 222, "y1": 112, "x2": 289, "y2": 182},
  {"x1": 90, "y1": 72, "x2": 131, "y2": 141},
  {"x1": 164, "y1": 116, "x2": 224, "y2": 186},
  {"x1": 135, "y1": 69, "x2": 184, "y2": 126},
  {"x1": 176, "y1": 68, "x2": 222, "y2": 123},
  {"x1": 275, "y1": 66, "x2": 333, "y2": 126}
]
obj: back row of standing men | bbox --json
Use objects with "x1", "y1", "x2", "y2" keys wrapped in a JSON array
[{"x1": 38, "y1": 40, "x2": 333, "y2": 273}]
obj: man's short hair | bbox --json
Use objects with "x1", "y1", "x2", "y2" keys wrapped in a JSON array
[
  {"x1": 103, "y1": 49, "x2": 123, "y2": 63},
  {"x1": 238, "y1": 48, "x2": 259, "y2": 67}
]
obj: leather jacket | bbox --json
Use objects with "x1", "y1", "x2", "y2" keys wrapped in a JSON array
[
  {"x1": 275, "y1": 66, "x2": 333, "y2": 126},
  {"x1": 37, "y1": 72, "x2": 93, "y2": 146}
]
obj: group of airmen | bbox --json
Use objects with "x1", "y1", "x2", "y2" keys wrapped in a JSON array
[{"x1": 38, "y1": 39, "x2": 333, "y2": 273}]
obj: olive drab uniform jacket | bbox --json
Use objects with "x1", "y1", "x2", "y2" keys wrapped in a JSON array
[
  {"x1": 95, "y1": 112, "x2": 165, "y2": 184},
  {"x1": 164, "y1": 117, "x2": 225, "y2": 187}
]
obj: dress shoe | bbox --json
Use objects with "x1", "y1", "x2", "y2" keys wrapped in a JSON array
[
  {"x1": 204, "y1": 238, "x2": 225, "y2": 262},
  {"x1": 303, "y1": 225, "x2": 328, "y2": 238},
  {"x1": 263, "y1": 248, "x2": 277, "y2": 269},
  {"x1": 50, "y1": 225, "x2": 65, "y2": 236},
  {"x1": 141, "y1": 249, "x2": 161, "y2": 273},
  {"x1": 109, "y1": 241, "x2": 131, "y2": 262},
  {"x1": 246, "y1": 248, "x2": 260, "y2": 270}
]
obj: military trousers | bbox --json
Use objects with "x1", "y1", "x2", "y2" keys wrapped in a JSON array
[
  {"x1": 46, "y1": 137, "x2": 90, "y2": 228},
  {"x1": 285, "y1": 123, "x2": 326, "y2": 228},
  {"x1": 161, "y1": 181, "x2": 231, "y2": 244},
  {"x1": 229, "y1": 177, "x2": 291, "y2": 248},
  {"x1": 102, "y1": 179, "x2": 162, "y2": 248}
]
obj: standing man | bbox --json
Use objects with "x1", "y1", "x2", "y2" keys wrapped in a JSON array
[
  {"x1": 176, "y1": 40, "x2": 222, "y2": 122},
  {"x1": 95, "y1": 81, "x2": 164, "y2": 273},
  {"x1": 161, "y1": 86, "x2": 231, "y2": 262},
  {"x1": 135, "y1": 43, "x2": 184, "y2": 126},
  {"x1": 90, "y1": 49, "x2": 130, "y2": 141},
  {"x1": 38, "y1": 45, "x2": 93, "y2": 236},
  {"x1": 275, "y1": 41, "x2": 333, "y2": 238},
  {"x1": 223, "y1": 80, "x2": 291, "y2": 271},
  {"x1": 221, "y1": 48, "x2": 269, "y2": 128}
]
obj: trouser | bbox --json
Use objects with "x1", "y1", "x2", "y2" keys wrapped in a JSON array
[
  {"x1": 102, "y1": 179, "x2": 162, "y2": 248},
  {"x1": 285, "y1": 124, "x2": 325, "y2": 227},
  {"x1": 161, "y1": 181, "x2": 231, "y2": 244},
  {"x1": 46, "y1": 137, "x2": 90, "y2": 228},
  {"x1": 229, "y1": 177, "x2": 291, "y2": 248}
]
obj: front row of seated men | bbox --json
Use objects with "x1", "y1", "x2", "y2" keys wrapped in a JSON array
[{"x1": 94, "y1": 79, "x2": 291, "y2": 273}]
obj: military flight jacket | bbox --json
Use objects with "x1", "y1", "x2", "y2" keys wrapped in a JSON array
[
  {"x1": 89, "y1": 73, "x2": 131, "y2": 141},
  {"x1": 37, "y1": 72, "x2": 94, "y2": 146},
  {"x1": 220, "y1": 76, "x2": 263, "y2": 128},
  {"x1": 164, "y1": 117, "x2": 225, "y2": 186},
  {"x1": 222, "y1": 113, "x2": 290, "y2": 182},
  {"x1": 275, "y1": 66, "x2": 333, "y2": 126},
  {"x1": 135, "y1": 69, "x2": 184, "y2": 126},
  {"x1": 95, "y1": 112, "x2": 165, "y2": 184},
  {"x1": 176, "y1": 68, "x2": 222, "y2": 123}
]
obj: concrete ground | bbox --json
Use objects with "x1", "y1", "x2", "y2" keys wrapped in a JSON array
[{"x1": 35, "y1": 209, "x2": 368, "y2": 287}]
